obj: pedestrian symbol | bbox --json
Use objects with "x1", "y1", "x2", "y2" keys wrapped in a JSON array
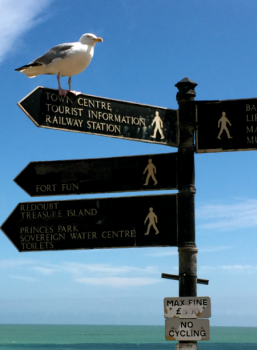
[
  {"x1": 217, "y1": 111, "x2": 232, "y2": 139},
  {"x1": 144, "y1": 207, "x2": 159, "y2": 235},
  {"x1": 143, "y1": 159, "x2": 158, "y2": 186},
  {"x1": 151, "y1": 111, "x2": 165, "y2": 140}
]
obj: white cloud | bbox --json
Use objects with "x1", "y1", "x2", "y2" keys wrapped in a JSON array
[
  {"x1": 199, "y1": 265, "x2": 216, "y2": 272},
  {"x1": 197, "y1": 198, "x2": 257, "y2": 231},
  {"x1": 0, "y1": 259, "x2": 38, "y2": 269},
  {"x1": 76, "y1": 277, "x2": 160, "y2": 287},
  {"x1": 32, "y1": 266, "x2": 55, "y2": 275},
  {"x1": 220, "y1": 265, "x2": 257, "y2": 274},
  {"x1": 148, "y1": 250, "x2": 177, "y2": 257},
  {"x1": 0, "y1": 0, "x2": 52, "y2": 63},
  {"x1": 0, "y1": 258, "x2": 161, "y2": 287},
  {"x1": 57, "y1": 262, "x2": 158, "y2": 276},
  {"x1": 0, "y1": 259, "x2": 157, "y2": 276},
  {"x1": 200, "y1": 246, "x2": 232, "y2": 253},
  {"x1": 10, "y1": 275, "x2": 36, "y2": 282},
  {"x1": 199, "y1": 264, "x2": 257, "y2": 274}
]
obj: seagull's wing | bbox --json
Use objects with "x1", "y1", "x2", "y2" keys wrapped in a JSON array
[
  {"x1": 15, "y1": 43, "x2": 74, "y2": 70},
  {"x1": 31, "y1": 44, "x2": 74, "y2": 65}
]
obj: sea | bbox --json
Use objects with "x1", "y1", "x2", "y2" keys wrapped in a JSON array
[{"x1": 0, "y1": 325, "x2": 256, "y2": 350}]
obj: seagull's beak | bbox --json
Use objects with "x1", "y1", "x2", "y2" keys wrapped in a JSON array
[{"x1": 94, "y1": 37, "x2": 103, "y2": 43}]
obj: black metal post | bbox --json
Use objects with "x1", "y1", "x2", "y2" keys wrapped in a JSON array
[{"x1": 175, "y1": 77, "x2": 198, "y2": 349}]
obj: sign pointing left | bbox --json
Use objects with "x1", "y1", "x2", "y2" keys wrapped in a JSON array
[
  {"x1": 18, "y1": 87, "x2": 178, "y2": 147},
  {"x1": 14, "y1": 153, "x2": 178, "y2": 197},
  {"x1": 1, "y1": 194, "x2": 178, "y2": 252}
]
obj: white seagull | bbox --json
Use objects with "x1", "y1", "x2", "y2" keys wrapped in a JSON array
[{"x1": 15, "y1": 33, "x2": 103, "y2": 95}]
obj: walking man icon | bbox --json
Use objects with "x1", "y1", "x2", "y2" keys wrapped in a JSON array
[
  {"x1": 150, "y1": 111, "x2": 165, "y2": 140},
  {"x1": 217, "y1": 111, "x2": 233, "y2": 139},
  {"x1": 144, "y1": 207, "x2": 159, "y2": 235},
  {"x1": 143, "y1": 159, "x2": 158, "y2": 186}
]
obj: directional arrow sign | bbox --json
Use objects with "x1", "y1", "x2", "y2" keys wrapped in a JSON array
[
  {"x1": 165, "y1": 318, "x2": 210, "y2": 341},
  {"x1": 15, "y1": 152, "x2": 177, "y2": 197},
  {"x1": 18, "y1": 87, "x2": 178, "y2": 147},
  {"x1": 164, "y1": 297, "x2": 211, "y2": 318},
  {"x1": 196, "y1": 98, "x2": 257, "y2": 153},
  {"x1": 1, "y1": 194, "x2": 177, "y2": 252}
]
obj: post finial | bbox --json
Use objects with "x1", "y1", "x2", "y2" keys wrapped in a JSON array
[{"x1": 175, "y1": 77, "x2": 197, "y2": 102}]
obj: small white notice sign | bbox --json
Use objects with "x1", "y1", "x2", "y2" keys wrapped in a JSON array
[
  {"x1": 164, "y1": 296, "x2": 211, "y2": 318},
  {"x1": 165, "y1": 318, "x2": 210, "y2": 341}
]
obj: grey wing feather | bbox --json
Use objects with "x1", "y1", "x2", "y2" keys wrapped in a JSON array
[{"x1": 30, "y1": 43, "x2": 74, "y2": 66}]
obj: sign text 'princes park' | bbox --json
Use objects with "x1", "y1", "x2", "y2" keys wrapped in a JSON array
[{"x1": 1, "y1": 194, "x2": 178, "y2": 252}]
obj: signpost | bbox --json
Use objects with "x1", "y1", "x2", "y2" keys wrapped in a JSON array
[
  {"x1": 196, "y1": 98, "x2": 257, "y2": 153},
  {"x1": 14, "y1": 152, "x2": 178, "y2": 197},
  {"x1": 165, "y1": 318, "x2": 210, "y2": 341},
  {"x1": 164, "y1": 297, "x2": 211, "y2": 318},
  {"x1": 1, "y1": 78, "x2": 224, "y2": 349},
  {"x1": 18, "y1": 87, "x2": 178, "y2": 147},
  {"x1": 1, "y1": 194, "x2": 177, "y2": 252},
  {"x1": 8, "y1": 77, "x2": 257, "y2": 348}
]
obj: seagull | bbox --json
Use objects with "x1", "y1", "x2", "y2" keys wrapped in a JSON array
[{"x1": 15, "y1": 33, "x2": 103, "y2": 96}]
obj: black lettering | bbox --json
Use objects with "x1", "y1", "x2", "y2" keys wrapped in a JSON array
[{"x1": 176, "y1": 308, "x2": 181, "y2": 315}]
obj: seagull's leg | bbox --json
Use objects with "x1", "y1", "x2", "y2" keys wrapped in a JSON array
[
  {"x1": 68, "y1": 76, "x2": 81, "y2": 96},
  {"x1": 57, "y1": 73, "x2": 62, "y2": 92},
  {"x1": 57, "y1": 73, "x2": 68, "y2": 96}
]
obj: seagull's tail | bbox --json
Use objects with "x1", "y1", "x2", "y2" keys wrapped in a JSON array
[{"x1": 15, "y1": 64, "x2": 45, "y2": 78}]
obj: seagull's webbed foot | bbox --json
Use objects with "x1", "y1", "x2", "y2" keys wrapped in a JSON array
[
  {"x1": 58, "y1": 88, "x2": 69, "y2": 96},
  {"x1": 69, "y1": 90, "x2": 81, "y2": 96}
]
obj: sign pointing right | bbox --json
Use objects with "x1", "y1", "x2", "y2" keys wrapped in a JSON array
[{"x1": 196, "y1": 98, "x2": 257, "y2": 153}]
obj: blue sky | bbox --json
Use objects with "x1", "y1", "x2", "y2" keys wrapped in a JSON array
[{"x1": 0, "y1": 0, "x2": 257, "y2": 328}]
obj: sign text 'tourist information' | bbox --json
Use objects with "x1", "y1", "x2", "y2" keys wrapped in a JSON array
[{"x1": 18, "y1": 87, "x2": 178, "y2": 147}]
